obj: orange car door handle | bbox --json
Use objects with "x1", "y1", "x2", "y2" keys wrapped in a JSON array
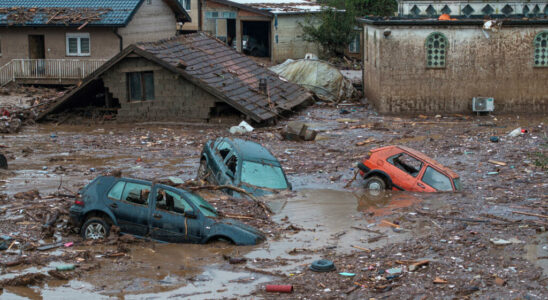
[{"x1": 417, "y1": 183, "x2": 426, "y2": 188}]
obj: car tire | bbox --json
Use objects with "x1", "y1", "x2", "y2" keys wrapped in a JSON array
[
  {"x1": 310, "y1": 259, "x2": 335, "y2": 272},
  {"x1": 81, "y1": 217, "x2": 110, "y2": 240},
  {"x1": 365, "y1": 176, "x2": 386, "y2": 190},
  {"x1": 197, "y1": 159, "x2": 209, "y2": 181},
  {"x1": 0, "y1": 153, "x2": 7, "y2": 169}
]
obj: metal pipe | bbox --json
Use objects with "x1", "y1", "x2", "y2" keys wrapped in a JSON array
[
  {"x1": 265, "y1": 285, "x2": 293, "y2": 293},
  {"x1": 113, "y1": 28, "x2": 123, "y2": 52}
]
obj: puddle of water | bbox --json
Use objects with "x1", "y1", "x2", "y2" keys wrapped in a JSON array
[
  {"x1": 525, "y1": 232, "x2": 548, "y2": 276},
  {"x1": 247, "y1": 189, "x2": 426, "y2": 275}
]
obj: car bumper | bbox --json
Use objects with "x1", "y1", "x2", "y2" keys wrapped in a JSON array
[
  {"x1": 69, "y1": 206, "x2": 84, "y2": 229},
  {"x1": 357, "y1": 162, "x2": 370, "y2": 175}
]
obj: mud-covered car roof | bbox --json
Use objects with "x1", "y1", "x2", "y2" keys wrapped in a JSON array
[{"x1": 227, "y1": 138, "x2": 280, "y2": 164}]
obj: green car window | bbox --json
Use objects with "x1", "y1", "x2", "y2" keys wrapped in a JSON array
[
  {"x1": 185, "y1": 192, "x2": 217, "y2": 217},
  {"x1": 241, "y1": 161, "x2": 288, "y2": 189},
  {"x1": 169, "y1": 190, "x2": 193, "y2": 213},
  {"x1": 121, "y1": 182, "x2": 151, "y2": 205},
  {"x1": 107, "y1": 181, "x2": 125, "y2": 200}
]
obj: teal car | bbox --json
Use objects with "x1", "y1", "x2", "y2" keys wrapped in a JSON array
[
  {"x1": 69, "y1": 176, "x2": 265, "y2": 245},
  {"x1": 198, "y1": 138, "x2": 291, "y2": 196}
]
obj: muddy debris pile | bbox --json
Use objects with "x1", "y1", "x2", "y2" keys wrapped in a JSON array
[{"x1": 0, "y1": 85, "x2": 66, "y2": 132}]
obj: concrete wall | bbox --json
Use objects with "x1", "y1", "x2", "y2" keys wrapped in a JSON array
[
  {"x1": 363, "y1": 24, "x2": 548, "y2": 113},
  {"x1": 101, "y1": 57, "x2": 219, "y2": 122},
  {"x1": 398, "y1": 1, "x2": 548, "y2": 17},
  {"x1": 119, "y1": 0, "x2": 178, "y2": 47},
  {"x1": 0, "y1": 27, "x2": 119, "y2": 66},
  {"x1": 272, "y1": 14, "x2": 320, "y2": 63}
]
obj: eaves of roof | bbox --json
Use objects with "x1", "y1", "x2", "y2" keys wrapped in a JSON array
[{"x1": 207, "y1": 0, "x2": 273, "y2": 17}]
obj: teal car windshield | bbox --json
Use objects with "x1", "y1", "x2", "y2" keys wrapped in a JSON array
[
  {"x1": 185, "y1": 192, "x2": 218, "y2": 217},
  {"x1": 241, "y1": 161, "x2": 288, "y2": 189}
]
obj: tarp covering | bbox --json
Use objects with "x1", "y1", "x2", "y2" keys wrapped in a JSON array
[{"x1": 270, "y1": 59, "x2": 356, "y2": 102}]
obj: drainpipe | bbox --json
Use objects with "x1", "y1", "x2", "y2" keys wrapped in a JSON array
[{"x1": 113, "y1": 28, "x2": 123, "y2": 52}]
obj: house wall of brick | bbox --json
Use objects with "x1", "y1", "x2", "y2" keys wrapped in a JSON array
[
  {"x1": 271, "y1": 14, "x2": 320, "y2": 63},
  {"x1": 0, "y1": 27, "x2": 119, "y2": 66},
  {"x1": 101, "y1": 57, "x2": 219, "y2": 122},
  {"x1": 362, "y1": 24, "x2": 548, "y2": 113},
  {"x1": 119, "y1": 0, "x2": 178, "y2": 47}
]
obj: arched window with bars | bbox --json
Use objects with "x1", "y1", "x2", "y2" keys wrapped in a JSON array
[
  {"x1": 425, "y1": 32, "x2": 447, "y2": 68},
  {"x1": 534, "y1": 31, "x2": 548, "y2": 67}
]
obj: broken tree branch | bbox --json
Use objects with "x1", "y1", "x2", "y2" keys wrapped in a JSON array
[
  {"x1": 512, "y1": 211, "x2": 548, "y2": 219},
  {"x1": 344, "y1": 169, "x2": 359, "y2": 188},
  {"x1": 188, "y1": 185, "x2": 272, "y2": 216}
]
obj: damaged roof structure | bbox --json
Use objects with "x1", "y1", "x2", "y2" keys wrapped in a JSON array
[
  {"x1": 0, "y1": 0, "x2": 191, "y2": 26},
  {"x1": 0, "y1": 0, "x2": 191, "y2": 85},
  {"x1": 38, "y1": 32, "x2": 314, "y2": 123}
]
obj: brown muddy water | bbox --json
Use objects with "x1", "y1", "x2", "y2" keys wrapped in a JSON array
[
  {"x1": 1, "y1": 187, "x2": 441, "y2": 299},
  {"x1": 1, "y1": 112, "x2": 547, "y2": 299}
]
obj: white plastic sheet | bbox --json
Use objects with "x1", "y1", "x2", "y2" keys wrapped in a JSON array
[{"x1": 270, "y1": 59, "x2": 356, "y2": 102}]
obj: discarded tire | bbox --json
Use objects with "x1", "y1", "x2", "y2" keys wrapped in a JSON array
[
  {"x1": 0, "y1": 153, "x2": 7, "y2": 169},
  {"x1": 310, "y1": 259, "x2": 335, "y2": 272}
]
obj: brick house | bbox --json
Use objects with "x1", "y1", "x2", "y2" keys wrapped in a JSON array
[
  {"x1": 359, "y1": 1, "x2": 548, "y2": 114},
  {"x1": 0, "y1": 0, "x2": 190, "y2": 85},
  {"x1": 39, "y1": 33, "x2": 313, "y2": 123}
]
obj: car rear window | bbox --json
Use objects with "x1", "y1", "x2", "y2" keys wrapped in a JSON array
[
  {"x1": 107, "y1": 181, "x2": 125, "y2": 200},
  {"x1": 422, "y1": 167, "x2": 453, "y2": 191},
  {"x1": 241, "y1": 161, "x2": 288, "y2": 189}
]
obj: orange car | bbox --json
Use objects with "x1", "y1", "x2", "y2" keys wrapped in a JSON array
[{"x1": 357, "y1": 146, "x2": 461, "y2": 192}]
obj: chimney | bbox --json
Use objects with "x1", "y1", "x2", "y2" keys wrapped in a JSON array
[{"x1": 258, "y1": 77, "x2": 268, "y2": 95}]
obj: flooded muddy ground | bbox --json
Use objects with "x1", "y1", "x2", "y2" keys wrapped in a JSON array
[{"x1": 0, "y1": 102, "x2": 547, "y2": 299}]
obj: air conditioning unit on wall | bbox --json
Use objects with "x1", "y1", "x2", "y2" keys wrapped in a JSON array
[{"x1": 472, "y1": 97, "x2": 494, "y2": 113}]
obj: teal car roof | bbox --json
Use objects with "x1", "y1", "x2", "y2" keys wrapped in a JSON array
[{"x1": 227, "y1": 138, "x2": 280, "y2": 165}]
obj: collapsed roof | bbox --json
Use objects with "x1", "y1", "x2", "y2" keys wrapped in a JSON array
[
  {"x1": 38, "y1": 32, "x2": 314, "y2": 123},
  {"x1": 0, "y1": 0, "x2": 190, "y2": 26}
]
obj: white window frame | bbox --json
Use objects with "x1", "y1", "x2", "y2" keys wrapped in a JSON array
[
  {"x1": 349, "y1": 35, "x2": 360, "y2": 54},
  {"x1": 182, "y1": 0, "x2": 191, "y2": 10},
  {"x1": 66, "y1": 33, "x2": 90, "y2": 57}
]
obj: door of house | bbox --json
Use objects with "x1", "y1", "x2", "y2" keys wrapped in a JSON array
[{"x1": 28, "y1": 35, "x2": 45, "y2": 76}]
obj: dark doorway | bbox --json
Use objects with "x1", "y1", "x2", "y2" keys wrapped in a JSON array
[
  {"x1": 28, "y1": 35, "x2": 45, "y2": 76},
  {"x1": 227, "y1": 19, "x2": 236, "y2": 48},
  {"x1": 28, "y1": 35, "x2": 45, "y2": 59},
  {"x1": 242, "y1": 21, "x2": 270, "y2": 57}
]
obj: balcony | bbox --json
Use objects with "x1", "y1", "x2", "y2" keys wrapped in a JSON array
[{"x1": 0, "y1": 59, "x2": 107, "y2": 86}]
